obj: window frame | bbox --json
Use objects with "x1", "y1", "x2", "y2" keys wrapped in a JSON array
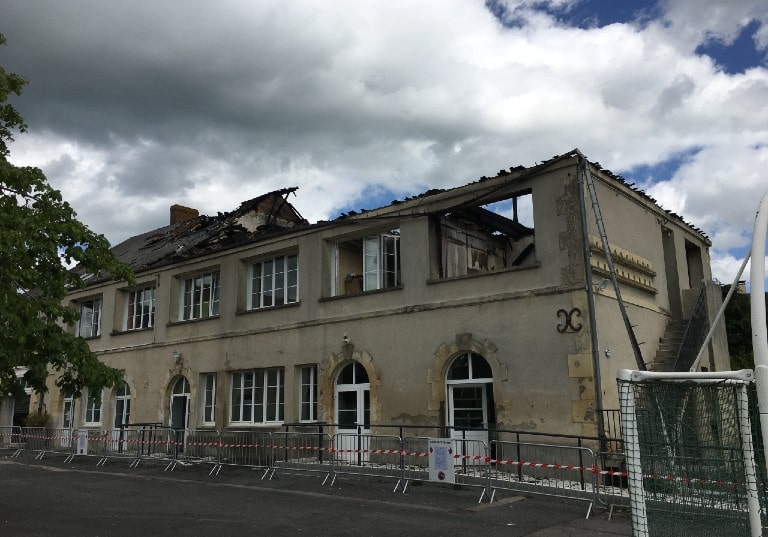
[
  {"x1": 84, "y1": 389, "x2": 103, "y2": 426},
  {"x1": 229, "y1": 368, "x2": 284, "y2": 425},
  {"x1": 113, "y1": 384, "x2": 131, "y2": 428},
  {"x1": 76, "y1": 297, "x2": 102, "y2": 338},
  {"x1": 124, "y1": 285, "x2": 156, "y2": 331},
  {"x1": 298, "y1": 365, "x2": 318, "y2": 423},
  {"x1": 62, "y1": 394, "x2": 75, "y2": 430},
  {"x1": 180, "y1": 270, "x2": 220, "y2": 321},
  {"x1": 331, "y1": 230, "x2": 401, "y2": 296},
  {"x1": 201, "y1": 373, "x2": 217, "y2": 426},
  {"x1": 248, "y1": 253, "x2": 299, "y2": 310}
]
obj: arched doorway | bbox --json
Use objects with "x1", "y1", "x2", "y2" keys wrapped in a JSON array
[
  {"x1": 169, "y1": 377, "x2": 190, "y2": 431},
  {"x1": 114, "y1": 384, "x2": 131, "y2": 428},
  {"x1": 112, "y1": 384, "x2": 131, "y2": 452},
  {"x1": 446, "y1": 352, "x2": 495, "y2": 452},
  {"x1": 335, "y1": 362, "x2": 370, "y2": 461}
]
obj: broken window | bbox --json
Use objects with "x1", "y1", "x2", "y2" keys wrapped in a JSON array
[
  {"x1": 332, "y1": 229, "x2": 401, "y2": 296},
  {"x1": 436, "y1": 191, "x2": 534, "y2": 279},
  {"x1": 124, "y1": 286, "x2": 155, "y2": 330},
  {"x1": 248, "y1": 253, "x2": 299, "y2": 309},
  {"x1": 181, "y1": 270, "x2": 220, "y2": 320},
  {"x1": 77, "y1": 297, "x2": 102, "y2": 338}
]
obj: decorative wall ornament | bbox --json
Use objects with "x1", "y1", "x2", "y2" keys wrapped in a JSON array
[{"x1": 557, "y1": 307, "x2": 582, "y2": 333}]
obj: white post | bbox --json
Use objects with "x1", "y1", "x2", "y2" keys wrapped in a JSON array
[
  {"x1": 737, "y1": 383, "x2": 763, "y2": 537},
  {"x1": 751, "y1": 190, "x2": 768, "y2": 480},
  {"x1": 617, "y1": 369, "x2": 648, "y2": 537}
]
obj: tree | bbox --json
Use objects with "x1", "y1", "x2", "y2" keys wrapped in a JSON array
[
  {"x1": 723, "y1": 284, "x2": 768, "y2": 370},
  {"x1": 0, "y1": 35, "x2": 133, "y2": 402}
]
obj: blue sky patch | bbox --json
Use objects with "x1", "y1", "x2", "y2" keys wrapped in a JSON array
[
  {"x1": 695, "y1": 19, "x2": 767, "y2": 73},
  {"x1": 621, "y1": 147, "x2": 702, "y2": 185},
  {"x1": 485, "y1": 0, "x2": 661, "y2": 29}
]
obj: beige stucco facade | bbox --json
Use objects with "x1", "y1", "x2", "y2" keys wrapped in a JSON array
[{"x1": 21, "y1": 152, "x2": 727, "y2": 442}]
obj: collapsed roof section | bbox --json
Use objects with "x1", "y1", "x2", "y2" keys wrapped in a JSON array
[
  {"x1": 98, "y1": 188, "x2": 307, "y2": 281},
  {"x1": 93, "y1": 149, "x2": 708, "y2": 283}
]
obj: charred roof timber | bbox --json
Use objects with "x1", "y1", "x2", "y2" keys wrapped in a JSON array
[
  {"x1": 91, "y1": 188, "x2": 307, "y2": 282},
  {"x1": 86, "y1": 149, "x2": 708, "y2": 284}
]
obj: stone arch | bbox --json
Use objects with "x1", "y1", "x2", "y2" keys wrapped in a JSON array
[
  {"x1": 158, "y1": 363, "x2": 195, "y2": 424},
  {"x1": 426, "y1": 333, "x2": 510, "y2": 422},
  {"x1": 318, "y1": 342, "x2": 381, "y2": 425}
]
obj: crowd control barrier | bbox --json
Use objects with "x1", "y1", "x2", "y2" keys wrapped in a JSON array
[
  {"x1": 489, "y1": 440, "x2": 598, "y2": 517},
  {"x1": 270, "y1": 431, "x2": 333, "y2": 481},
  {"x1": 4, "y1": 425, "x2": 629, "y2": 514},
  {"x1": 0, "y1": 426, "x2": 22, "y2": 456}
]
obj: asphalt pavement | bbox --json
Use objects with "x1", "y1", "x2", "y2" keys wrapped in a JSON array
[{"x1": 0, "y1": 454, "x2": 632, "y2": 536}]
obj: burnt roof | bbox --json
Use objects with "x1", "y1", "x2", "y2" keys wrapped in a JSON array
[
  {"x1": 91, "y1": 149, "x2": 708, "y2": 284},
  {"x1": 89, "y1": 188, "x2": 307, "y2": 282}
]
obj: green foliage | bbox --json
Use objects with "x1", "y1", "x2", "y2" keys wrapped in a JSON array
[
  {"x1": 24, "y1": 411, "x2": 50, "y2": 428},
  {"x1": 0, "y1": 35, "x2": 133, "y2": 399},
  {"x1": 722, "y1": 285, "x2": 768, "y2": 370}
]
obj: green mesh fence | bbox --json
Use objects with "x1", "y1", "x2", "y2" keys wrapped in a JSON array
[{"x1": 618, "y1": 373, "x2": 765, "y2": 537}]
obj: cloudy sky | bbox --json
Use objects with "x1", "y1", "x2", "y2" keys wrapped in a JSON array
[{"x1": 2, "y1": 0, "x2": 767, "y2": 285}]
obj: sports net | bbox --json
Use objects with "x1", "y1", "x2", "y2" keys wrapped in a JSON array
[{"x1": 618, "y1": 370, "x2": 766, "y2": 537}]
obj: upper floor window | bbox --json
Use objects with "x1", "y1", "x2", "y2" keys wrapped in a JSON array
[
  {"x1": 77, "y1": 298, "x2": 102, "y2": 338},
  {"x1": 332, "y1": 230, "x2": 400, "y2": 296},
  {"x1": 249, "y1": 254, "x2": 298, "y2": 309},
  {"x1": 437, "y1": 191, "x2": 535, "y2": 279},
  {"x1": 125, "y1": 286, "x2": 155, "y2": 330},
  {"x1": 230, "y1": 368, "x2": 284, "y2": 424},
  {"x1": 181, "y1": 271, "x2": 220, "y2": 320}
]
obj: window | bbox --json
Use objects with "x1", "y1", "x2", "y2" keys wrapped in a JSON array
[
  {"x1": 125, "y1": 286, "x2": 155, "y2": 330},
  {"x1": 249, "y1": 254, "x2": 298, "y2": 309},
  {"x1": 299, "y1": 365, "x2": 318, "y2": 422},
  {"x1": 77, "y1": 298, "x2": 102, "y2": 338},
  {"x1": 85, "y1": 390, "x2": 103, "y2": 425},
  {"x1": 202, "y1": 373, "x2": 216, "y2": 425},
  {"x1": 114, "y1": 384, "x2": 131, "y2": 427},
  {"x1": 181, "y1": 271, "x2": 220, "y2": 320},
  {"x1": 230, "y1": 369, "x2": 284, "y2": 424},
  {"x1": 62, "y1": 394, "x2": 74, "y2": 429},
  {"x1": 437, "y1": 191, "x2": 535, "y2": 278},
  {"x1": 332, "y1": 230, "x2": 400, "y2": 296}
]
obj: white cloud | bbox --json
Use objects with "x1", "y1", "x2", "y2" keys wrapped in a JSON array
[{"x1": 1, "y1": 0, "x2": 766, "y2": 290}]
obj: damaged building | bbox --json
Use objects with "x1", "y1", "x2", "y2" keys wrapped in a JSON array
[{"x1": 16, "y1": 150, "x2": 728, "y2": 443}]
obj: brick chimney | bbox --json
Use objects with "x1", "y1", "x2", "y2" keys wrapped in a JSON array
[{"x1": 170, "y1": 204, "x2": 199, "y2": 225}]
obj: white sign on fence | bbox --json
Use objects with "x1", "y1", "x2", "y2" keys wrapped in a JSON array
[
  {"x1": 428, "y1": 438, "x2": 455, "y2": 483},
  {"x1": 76, "y1": 430, "x2": 88, "y2": 455}
]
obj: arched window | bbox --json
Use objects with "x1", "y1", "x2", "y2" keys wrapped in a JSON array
[
  {"x1": 447, "y1": 352, "x2": 493, "y2": 382},
  {"x1": 337, "y1": 362, "x2": 369, "y2": 385},
  {"x1": 172, "y1": 377, "x2": 190, "y2": 395}
]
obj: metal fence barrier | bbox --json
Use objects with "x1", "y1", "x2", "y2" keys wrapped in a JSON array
[
  {"x1": 328, "y1": 433, "x2": 403, "y2": 487},
  {"x1": 0, "y1": 425, "x2": 23, "y2": 456},
  {"x1": 271, "y1": 431, "x2": 333, "y2": 482},
  {"x1": 3, "y1": 425, "x2": 629, "y2": 514},
  {"x1": 398, "y1": 436, "x2": 492, "y2": 502},
  {"x1": 489, "y1": 440, "x2": 598, "y2": 517},
  {"x1": 210, "y1": 430, "x2": 273, "y2": 475}
]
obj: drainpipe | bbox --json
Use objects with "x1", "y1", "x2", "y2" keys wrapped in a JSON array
[{"x1": 576, "y1": 158, "x2": 607, "y2": 450}]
